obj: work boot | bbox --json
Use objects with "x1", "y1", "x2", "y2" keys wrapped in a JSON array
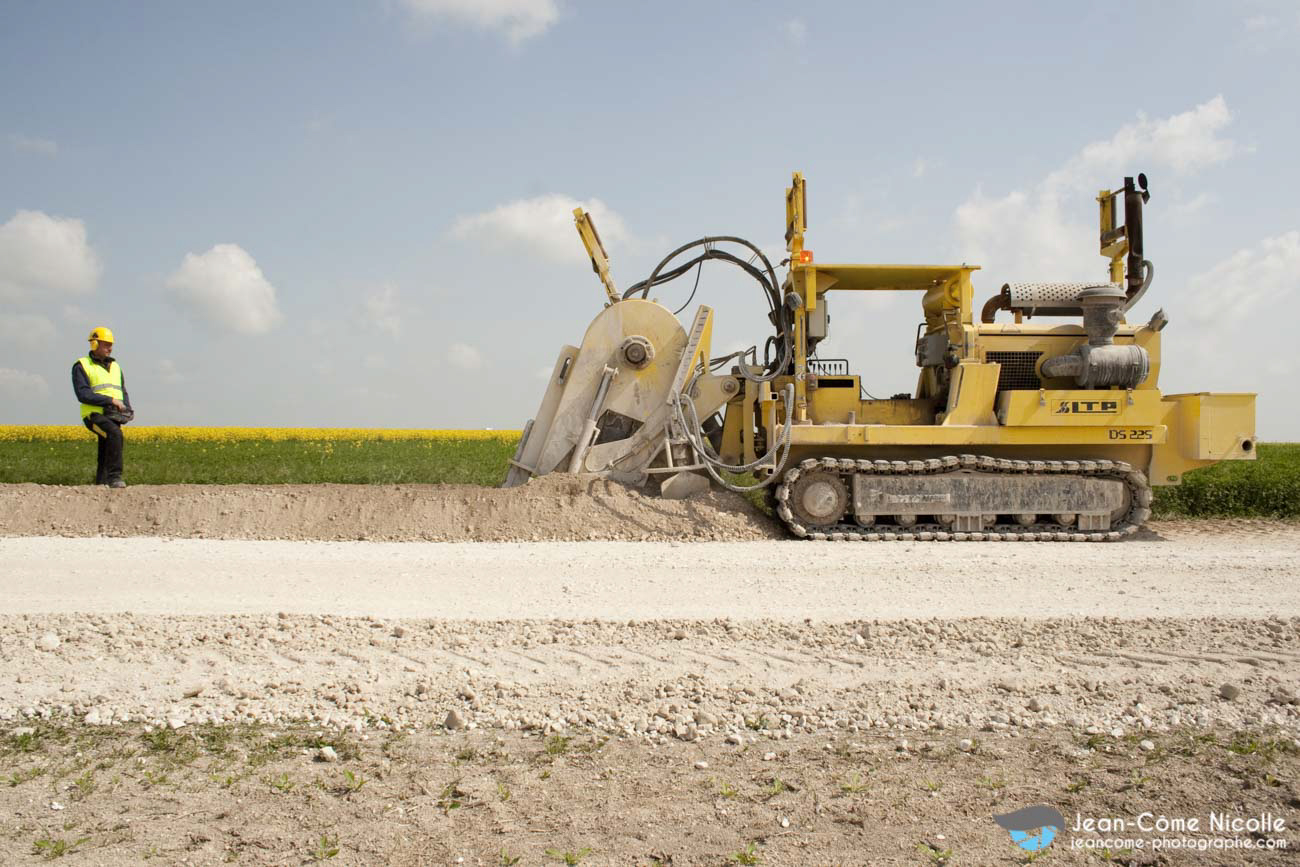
[{"x1": 107, "y1": 478, "x2": 127, "y2": 489}]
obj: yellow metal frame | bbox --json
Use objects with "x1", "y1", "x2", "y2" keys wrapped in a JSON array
[
  {"x1": 573, "y1": 208, "x2": 619, "y2": 305},
  {"x1": 716, "y1": 172, "x2": 1257, "y2": 487}
]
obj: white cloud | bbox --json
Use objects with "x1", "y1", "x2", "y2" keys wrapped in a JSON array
[
  {"x1": 785, "y1": 18, "x2": 807, "y2": 44},
  {"x1": 362, "y1": 284, "x2": 402, "y2": 337},
  {"x1": 955, "y1": 97, "x2": 1237, "y2": 282},
  {"x1": 1163, "y1": 230, "x2": 1300, "y2": 427},
  {"x1": 0, "y1": 312, "x2": 56, "y2": 349},
  {"x1": 8, "y1": 134, "x2": 58, "y2": 156},
  {"x1": 165, "y1": 243, "x2": 283, "y2": 335},
  {"x1": 0, "y1": 210, "x2": 101, "y2": 301},
  {"x1": 400, "y1": 0, "x2": 558, "y2": 44},
  {"x1": 1187, "y1": 231, "x2": 1300, "y2": 325},
  {"x1": 1068, "y1": 95, "x2": 1235, "y2": 176},
  {"x1": 1165, "y1": 192, "x2": 1213, "y2": 223},
  {"x1": 0, "y1": 368, "x2": 49, "y2": 399},
  {"x1": 448, "y1": 342, "x2": 483, "y2": 370},
  {"x1": 451, "y1": 194, "x2": 629, "y2": 265},
  {"x1": 912, "y1": 158, "x2": 928, "y2": 179}
]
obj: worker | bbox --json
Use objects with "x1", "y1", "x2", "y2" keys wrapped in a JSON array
[{"x1": 72, "y1": 326, "x2": 133, "y2": 488}]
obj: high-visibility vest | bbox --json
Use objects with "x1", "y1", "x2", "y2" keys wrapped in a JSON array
[{"x1": 77, "y1": 356, "x2": 124, "y2": 421}]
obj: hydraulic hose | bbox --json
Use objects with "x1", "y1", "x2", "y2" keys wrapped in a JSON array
[
  {"x1": 671, "y1": 383, "x2": 795, "y2": 492},
  {"x1": 625, "y1": 235, "x2": 794, "y2": 383},
  {"x1": 1123, "y1": 260, "x2": 1154, "y2": 312}
]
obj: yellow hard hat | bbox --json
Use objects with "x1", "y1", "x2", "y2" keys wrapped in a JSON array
[{"x1": 88, "y1": 326, "x2": 115, "y2": 349}]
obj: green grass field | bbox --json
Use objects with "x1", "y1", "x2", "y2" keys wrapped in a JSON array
[
  {"x1": 0, "y1": 438, "x2": 519, "y2": 487},
  {"x1": 0, "y1": 435, "x2": 1295, "y2": 518},
  {"x1": 1150, "y1": 442, "x2": 1300, "y2": 518}
]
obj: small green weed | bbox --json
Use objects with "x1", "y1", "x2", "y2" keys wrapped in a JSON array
[
  {"x1": 916, "y1": 841, "x2": 952, "y2": 865},
  {"x1": 497, "y1": 780, "x2": 512, "y2": 802},
  {"x1": 544, "y1": 847, "x2": 592, "y2": 865},
  {"x1": 71, "y1": 770, "x2": 96, "y2": 799},
  {"x1": 438, "y1": 779, "x2": 467, "y2": 814},
  {"x1": 140, "y1": 728, "x2": 200, "y2": 765},
  {"x1": 33, "y1": 836, "x2": 90, "y2": 859},
  {"x1": 500, "y1": 850, "x2": 522, "y2": 866},
  {"x1": 308, "y1": 834, "x2": 339, "y2": 861},
  {"x1": 141, "y1": 769, "x2": 170, "y2": 789},
  {"x1": 194, "y1": 725, "x2": 236, "y2": 756},
  {"x1": 265, "y1": 772, "x2": 295, "y2": 793},
  {"x1": 1226, "y1": 734, "x2": 1288, "y2": 759},
  {"x1": 839, "y1": 770, "x2": 868, "y2": 794},
  {"x1": 1083, "y1": 732, "x2": 1108, "y2": 750},
  {"x1": 6, "y1": 765, "x2": 45, "y2": 786},
  {"x1": 211, "y1": 771, "x2": 244, "y2": 789},
  {"x1": 336, "y1": 769, "x2": 366, "y2": 795},
  {"x1": 544, "y1": 735, "x2": 571, "y2": 757},
  {"x1": 1122, "y1": 769, "x2": 1151, "y2": 791},
  {"x1": 729, "y1": 842, "x2": 761, "y2": 865},
  {"x1": 12, "y1": 730, "x2": 41, "y2": 753}
]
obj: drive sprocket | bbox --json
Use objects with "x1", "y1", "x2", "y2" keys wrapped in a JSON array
[{"x1": 785, "y1": 469, "x2": 849, "y2": 527}]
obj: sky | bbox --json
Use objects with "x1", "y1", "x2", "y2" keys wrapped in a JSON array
[{"x1": 2, "y1": 0, "x2": 1298, "y2": 437}]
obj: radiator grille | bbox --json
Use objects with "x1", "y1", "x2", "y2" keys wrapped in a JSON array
[{"x1": 986, "y1": 351, "x2": 1042, "y2": 391}]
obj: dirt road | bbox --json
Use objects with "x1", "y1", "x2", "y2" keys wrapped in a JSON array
[
  {"x1": 3, "y1": 522, "x2": 1298, "y2": 619},
  {"x1": 1, "y1": 482, "x2": 1298, "y2": 864},
  {"x1": 3, "y1": 525, "x2": 1297, "y2": 749}
]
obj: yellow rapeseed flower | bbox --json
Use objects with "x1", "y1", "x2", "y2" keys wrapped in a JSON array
[{"x1": 0, "y1": 426, "x2": 521, "y2": 443}]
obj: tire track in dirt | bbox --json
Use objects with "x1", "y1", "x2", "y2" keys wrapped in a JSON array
[{"x1": 2, "y1": 614, "x2": 1298, "y2": 740}]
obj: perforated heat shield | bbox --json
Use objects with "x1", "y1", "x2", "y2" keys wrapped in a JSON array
[{"x1": 1004, "y1": 282, "x2": 1123, "y2": 309}]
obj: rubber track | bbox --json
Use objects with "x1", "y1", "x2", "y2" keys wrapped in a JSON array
[{"x1": 773, "y1": 454, "x2": 1152, "y2": 542}]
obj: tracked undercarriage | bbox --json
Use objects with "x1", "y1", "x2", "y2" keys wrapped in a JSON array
[{"x1": 774, "y1": 455, "x2": 1152, "y2": 541}]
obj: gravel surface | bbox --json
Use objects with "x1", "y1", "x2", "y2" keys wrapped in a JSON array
[
  {"x1": 3, "y1": 611, "x2": 1298, "y2": 743},
  {"x1": 2, "y1": 529, "x2": 1298, "y2": 742},
  {"x1": 2, "y1": 524, "x2": 1298, "y2": 618}
]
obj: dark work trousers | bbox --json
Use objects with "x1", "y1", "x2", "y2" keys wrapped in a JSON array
[{"x1": 83, "y1": 413, "x2": 124, "y2": 484}]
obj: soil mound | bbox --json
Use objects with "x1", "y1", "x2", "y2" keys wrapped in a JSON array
[{"x1": 0, "y1": 476, "x2": 781, "y2": 542}]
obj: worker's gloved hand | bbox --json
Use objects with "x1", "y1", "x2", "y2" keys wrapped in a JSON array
[{"x1": 105, "y1": 407, "x2": 134, "y2": 425}]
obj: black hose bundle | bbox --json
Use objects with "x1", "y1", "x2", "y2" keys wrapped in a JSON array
[{"x1": 624, "y1": 236, "x2": 792, "y2": 382}]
